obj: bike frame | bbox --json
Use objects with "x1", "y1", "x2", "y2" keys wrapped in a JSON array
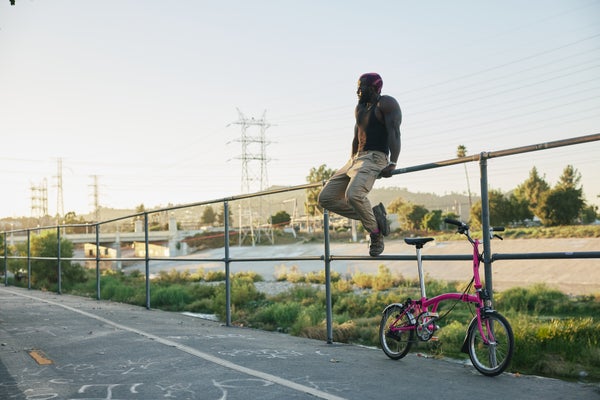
[{"x1": 389, "y1": 238, "x2": 494, "y2": 345}]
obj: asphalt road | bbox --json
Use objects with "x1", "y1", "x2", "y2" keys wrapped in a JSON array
[{"x1": 0, "y1": 286, "x2": 598, "y2": 400}]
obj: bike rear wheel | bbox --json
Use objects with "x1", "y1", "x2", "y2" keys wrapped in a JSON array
[
  {"x1": 467, "y1": 311, "x2": 514, "y2": 376},
  {"x1": 379, "y1": 304, "x2": 415, "y2": 359}
]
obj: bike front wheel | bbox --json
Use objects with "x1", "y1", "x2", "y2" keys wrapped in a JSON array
[
  {"x1": 466, "y1": 311, "x2": 514, "y2": 376},
  {"x1": 379, "y1": 304, "x2": 415, "y2": 360}
]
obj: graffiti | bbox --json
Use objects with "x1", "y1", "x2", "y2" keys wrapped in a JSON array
[
  {"x1": 212, "y1": 378, "x2": 274, "y2": 400},
  {"x1": 218, "y1": 348, "x2": 303, "y2": 359}
]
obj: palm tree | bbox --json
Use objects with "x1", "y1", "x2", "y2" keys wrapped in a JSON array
[{"x1": 457, "y1": 145, "x2": 473, "y2": 209}]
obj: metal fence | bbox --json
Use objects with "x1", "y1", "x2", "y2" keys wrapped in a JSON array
[{"x1": 2, "y1": 133, "x2": 600, "y2": 344}]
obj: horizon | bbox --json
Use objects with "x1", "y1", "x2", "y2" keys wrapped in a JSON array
[{"x1": 0, "y1": 185, "x2": 477, "y2": 223}]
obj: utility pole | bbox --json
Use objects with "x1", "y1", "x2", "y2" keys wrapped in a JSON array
[{"x1": 228, "y1": 108, "x2": 273, "y2": 246}]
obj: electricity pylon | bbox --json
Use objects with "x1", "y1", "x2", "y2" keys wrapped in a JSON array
[{"x1": 229, "y1": 108, "x2": 273, "y2": 246}]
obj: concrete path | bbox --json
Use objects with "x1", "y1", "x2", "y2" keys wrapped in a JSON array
[{"x1": 0, "y1": 286, "x2": 598, "y2": 400}]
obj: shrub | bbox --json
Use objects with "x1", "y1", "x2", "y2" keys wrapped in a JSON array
[
  {"x1": 290, "y1": 303, "x2": 326, "y2": 335},
  {"x1": 306, "y1": 270, "x2": 340, "y2": 284},
  {"x1": 150, "y1": 284, "x2": 192, "y2": 311},
  {"x1": 234, "y1": 271, "x2": 264, "y2": 282},
  {"x1": 253, "y1": 302, "x2": 302, "y2": 331},
  {"x1": 511, "y1": 315, "x2": 600, "y2": 379},
  {"x1": 275, "y1": 265, "x2": 306, "y2": 283},
  {"x1": 497, "y1": 284, "x2": 569, "y2": 314},
  {"x1": 212, "y1": 277, "x2": 265, "y2": 321},
  {"x1": 156, "y1": 269, "x2": 193, "y2": 284},
  {"x1": 351, "y1": 271, "x2": 373, "y2": 289},
  {"x1": 205, "y1": 270, "x2": 227, "y2": 281}
]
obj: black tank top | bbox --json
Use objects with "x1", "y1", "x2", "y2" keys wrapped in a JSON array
[{"x1": 361, "y1": 105, "x2": 388, "y2": 154}]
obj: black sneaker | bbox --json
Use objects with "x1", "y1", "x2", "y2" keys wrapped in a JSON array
[
  {"x1": 373, "y1": 202, "x2": 390, "y2": 236},
  {"x1": 369, "y1": 232, "x2": 384, "y2": 257}
]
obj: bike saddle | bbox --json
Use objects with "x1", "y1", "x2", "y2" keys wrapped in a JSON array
[{"x1": 404, "y1": 237, "x2": 434, "y2": 248}]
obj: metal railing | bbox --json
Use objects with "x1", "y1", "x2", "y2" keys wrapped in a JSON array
[{"x1": 2, "y1": 133, "x2": 600, "y2": 344}]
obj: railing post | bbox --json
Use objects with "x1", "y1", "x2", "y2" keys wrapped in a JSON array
[
  {"x1": 95, "y1": 223, "x2": 101, "y2": 300},
  {"x1": 144, "y1": 213, "x2": 150, "y2": 310},
  {"x1": 323, "y1": 209, "x2": 333, "y2": 344},
  {"x1": 57, "y1": 226, "x2": 62, "y2": 294},
  {"x1": 479, "y1": 152, "x2": 493, "y2": 302},
  {"x1": 27, "y1": 230, "x2": 31, "y2": 290},
  {"x1": 3, "y1": 232, "x2": 7, "y2": 286},
  {"x1": 224, "y1": 201, "x2": 232, "y2": 327}
]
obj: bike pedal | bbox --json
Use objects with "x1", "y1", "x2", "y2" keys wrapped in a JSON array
[{"x1": 430, "y1": 337, "x2": 439, "y2": 342}]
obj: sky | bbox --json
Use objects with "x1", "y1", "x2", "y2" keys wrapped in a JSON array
[{"x1": 1, "y1": 0, "x2": 599, "y2": 219}]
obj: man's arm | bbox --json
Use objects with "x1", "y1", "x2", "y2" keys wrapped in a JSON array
[
  {"x1": 351, "y1": 124, "x2": 359, "y2": 157},
  {"x1": 379, "y1": 96, "x2": 402, "y2": 178},
  {"x1": 351, "y1": 105, "x2": 360, "y2": 157}
]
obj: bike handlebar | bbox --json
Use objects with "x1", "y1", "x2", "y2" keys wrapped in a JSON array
[
  {"x1": 444, "y1": 218, "x2": 504, "y2": 241},
  {"x1": 443, "y1": 217, "x2": 464, "y2": 227}
]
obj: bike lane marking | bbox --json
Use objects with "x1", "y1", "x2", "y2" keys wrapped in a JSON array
[
  {"x1": 28, "y1": 349, "x2": 54, "y2": 365},
  {"x1": 3, "y1": 288, "x2": 347, "y2": 400}
]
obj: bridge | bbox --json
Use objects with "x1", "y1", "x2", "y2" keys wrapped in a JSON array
[{"x1": 6, "y1": 229, "x2": 178, "y2": 244}]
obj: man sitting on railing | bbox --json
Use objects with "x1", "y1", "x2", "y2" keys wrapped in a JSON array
[{"x1": 318, "y1": 73, "x2": 402, "y2": 256}]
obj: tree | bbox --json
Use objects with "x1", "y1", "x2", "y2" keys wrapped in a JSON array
[
  {"x1": 215, "y1": 205, "x2": 233, "y2": 226},
  {"x1": 507, "y1": 192, "x2": 532, "y2": 223},
  {"x1": 387, "y1": 197, "x2": 406, "y2": 215},
  {"x1": 62, "y1": 211, "x2": 90, "y2": 233},
  {"x1": 305, "y1": 164, "x2": 335, "y2": 217},
  {"x1": 514, "y1": 167, "x2": 550, "y2": 218},
  {"x1": 13, "y1": 231, "x2": 84, "y2": 289},
  {"x1": 442, "y1": 211, "x2": 460, "y2": 229},
  {"x1": 270, "y1": 211, "x2": 291, "y2": 228},
  {"x1": 422, "y1": 209, "x2": 443, "y2": 231},
  {"x1": 580, "y1": 204, "x2": 598, "y2": 224},
  {"x1": 470, "y1": 189, "x2": 515, "y2": 227},
  {"x1": 398, "y1": 202, "x2": 428, "y2": 230},
  {"x1": 201, "y1": 206, "x2": 216, "y2": 225},
  {"x1": 538, "y1": 165, "x2": 585, "y2": 226}
]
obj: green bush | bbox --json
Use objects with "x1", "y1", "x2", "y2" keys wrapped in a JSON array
[
  {"x1": 290, "y1": 303, "x2": 326, "y2": 335},
  {"x1": 510, "y1": 315, "x2": 600, "y2": 379},
  {"x1": 253, "y1": 302, "x2": 302, "y2": 331},
  {"x1": 100, "y1": 277, "x2": 142, "y2": 305},
  {"x1": 212, "y1": 277, "x2": 265, "y2": 322},
  {"x1": 150, "y1": 284, "x2": 192, "y2": 311},
  {"x1": 205, "y1": 270, "x2": 227, "y2": 281},
  {"x1": 156, "y1": 269, "x2": 193, "y2": 284},
  {"x1": 497, "y1": 284, "x2": 569, "y2": 314}
]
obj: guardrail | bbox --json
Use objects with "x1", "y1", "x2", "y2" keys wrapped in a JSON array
[{"x1": 3, "y1": 133, "x2": 600, "y2": 344}]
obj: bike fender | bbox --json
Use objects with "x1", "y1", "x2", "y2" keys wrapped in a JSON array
[
  {"x1": 382, "y1": 303, "x2": 405, "y2": 314},
  {"x1": 461, "y1": 316, "x2": 478, "y2": 354}
]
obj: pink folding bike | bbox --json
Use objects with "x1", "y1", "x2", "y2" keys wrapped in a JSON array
[{"x1": 379, "y1": 218, "x2": 514, "y2": 376}]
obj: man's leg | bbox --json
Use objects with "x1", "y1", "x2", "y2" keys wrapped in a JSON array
[
  {"x1": 345, "y1": 152, "x2": 388, "y2": 256},
  {"x1": 345, "y1": 154, "x2": 384, "y2": 233},
  {"x1": 373, "y1": 202, "x2": 390, "y2": 236},
  {"x1": 318, "y1": 162, "x2": 362, "y2": 220}
]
